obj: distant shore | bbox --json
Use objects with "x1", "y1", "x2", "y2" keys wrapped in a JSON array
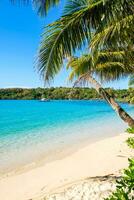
[
  {"x1": 0, "y1": 87, "x2": 133, "y2": 104},
  {"x1": 0, "y1": 132, "x2": 133, "y2": 200}
]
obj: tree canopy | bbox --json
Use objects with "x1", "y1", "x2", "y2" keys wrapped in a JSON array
[
  {"x1": 37, "y1": 0, "x2": 134, "y2": 83},
  {"x1": 0, "y1": 87, "x2": 134, "y2": 103}
]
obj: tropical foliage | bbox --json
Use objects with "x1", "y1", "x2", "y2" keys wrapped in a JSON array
[
  {"x1": 37, "y1": 0, "x2": 134, "y2": 82},
  {"x1": 106, "y1": 158, "x2": 134, "y2": 200},
  {"x1": 126, "y1": 127, "x2": 134, "y2": 150},
  {"x1": 126, "y1": 137, "x2": 134, "y2": 149},
  {"x1": 10, "y1": 0, "x2": 60, "y2": 15},
  {"x1": 67, "y1": 50, "x2": 134, "y2": 83},
  {"x1": 0, "y1": 87, "x2": 134, "y2": 101},
  {"x1": 106, "y1": 126, "x2": 134, "y2": 200},
  {"x1": 126, "y1": 127, "x2": 134, "y2": 134}
]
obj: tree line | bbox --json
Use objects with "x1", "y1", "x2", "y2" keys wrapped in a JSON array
[{"x1": 0, "y1": 87, "x2": 133, "y2": 103}]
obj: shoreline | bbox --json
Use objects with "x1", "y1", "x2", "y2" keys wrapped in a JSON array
[
  {"x1": 0, "y1": 98, "x2": 131, "y2": 103},
  {"x1": 0, "y1": 127, "x2": 124, "y2": 179},
  {"x1": 0, "y1": 132, "x2": 133, "y2": 200},
  {"x1": 0, "y1": 134, "x2": 110, "y2": 177}
]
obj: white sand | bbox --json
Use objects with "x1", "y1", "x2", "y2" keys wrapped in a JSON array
[{"x1": 0, "y1": 133, "x2": 133, "y2": 200}]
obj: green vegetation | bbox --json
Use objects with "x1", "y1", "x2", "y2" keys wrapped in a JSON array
[
  {"x1": 10, "y1": 0, "x2": 60, "y2": 16},
  {"x1": 106, "y1": 127, "x2": 134, "y2": 199},
  {"x1": 68, "y1": 51, "x2": 133, "y2": 84},
  {"x1": 126, "y1": 127, "x2": 134, "y2": 149},
  {"x1": 0, "y1": 87, "x2": 134, "y2": 101},
  {"x1": 126, "y1": 138, "x2": 134, "y2": 149},
  {"x1": 106, "y1": 158, "x2": 134, "y2": 200},
  {"x1": 38, "y1": 0, "x2": 134, "y2": 82},
  {"x1": 126, "y1": 127, "x2": 134, "y2": 134}
]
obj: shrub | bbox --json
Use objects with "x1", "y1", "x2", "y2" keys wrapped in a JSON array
[
  {"x1": 105, "y1": 159, "x2": 134, "y2": 200},
  {"x1": 126, "y1": 127, "x2": 134, "y2": 134},
  {"x1": 126, "y1": 137, "x2": 134, "y2": 149}
]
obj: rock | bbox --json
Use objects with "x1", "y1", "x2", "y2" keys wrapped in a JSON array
[{"x1": 40, "y1": 177, "x2": 117, "y2": 200}]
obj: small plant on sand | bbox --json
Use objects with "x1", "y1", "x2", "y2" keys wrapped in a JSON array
[
  {"x1": 126, "y1": 137, "x2": 134, "y2": 149},
  {"x1": 105, "y1": 158, "x2": 134, "y2": 200},
  {"x1": 126, "y1": 127, "x2": 134, "y2": 149},
  {"x1": 126, "y1": 127, "x2": 134, "y2": 134}
]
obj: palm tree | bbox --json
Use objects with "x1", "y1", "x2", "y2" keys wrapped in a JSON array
[
  {"x1": 38, "y1": 0, "x2": 134, "y2": 80},
  {"x1": 37, "y1": 0, "x2": 134, "y2": 127},
  {"x1": 67, "y1": 50, "x2": 134, "y2": 127},
  {"x1": 10, "y1": 0, "x2": 134, "y2": 126}
]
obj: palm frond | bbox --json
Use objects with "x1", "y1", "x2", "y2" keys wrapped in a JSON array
[
  {"x1": 63, "y1": 0, "x2": 133, "y2": 30},
  {"x1": 67, "y1": 50, "x2": 134, "y2": 83},
  {"x1": 38, "y1": 4, "x2": 94, "y2": 82},
  {"x1": 67, "y1": 55, "x2": 92, "y2": 81},
  {"x1": 33, "y1": 0, "x2": 60, "y2": 16},
  {"x1": 95, "y1": 50, "x2": 134, "y2": 81},
  {"x1": 10, "y1": 0, "x2": 60, "y2": 15},
  {"x1": 37, "y1": 0, "x2": 117, "y2": 82},
  {"x1": 95, "y1": 62, "x2": 131, "y2": 81},
  {"x1": 37, "y1": 0, "x2": 134, "y2": 83},
  {"x1": 91, "y1": 14, "x2": 134, "y2": 50}
]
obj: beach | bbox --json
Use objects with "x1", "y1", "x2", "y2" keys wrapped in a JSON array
[
  {"x1": 0, "y1": 132, "x2": 133, "y2": 200},
  {"x1": 1, "y1": 0, "x2": 134, "y2": 199},
  {"x1": 0, "y1": 0, "x2": 134, "y2": 198}
]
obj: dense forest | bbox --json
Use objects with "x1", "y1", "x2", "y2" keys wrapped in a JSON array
[{"x1": 0, "y1": 87, "x2": 134, "y2": 103}]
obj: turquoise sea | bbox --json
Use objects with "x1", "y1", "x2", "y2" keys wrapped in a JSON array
[{"x1": 0, "y1": 100, "x2": 134, "y2": 174}]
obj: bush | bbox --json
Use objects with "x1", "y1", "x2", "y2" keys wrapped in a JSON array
[
  {"x1": 126, "y1": 127, "x2": 134, "y2": 134},
  {"x1": 126, "y1": 137, "x2": 134, "y2": 149},
  {"x1": 105, "y1": 159, "x2": 134, "y2": 200}
]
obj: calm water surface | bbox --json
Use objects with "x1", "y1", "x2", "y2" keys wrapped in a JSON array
[{"x1": 0, "y1": 100, "x2": 134, "y2": 173}]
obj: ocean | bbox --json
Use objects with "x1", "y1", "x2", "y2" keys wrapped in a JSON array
[{"x1": 0, "y1": 100, "x2": 134, "y2": 174}]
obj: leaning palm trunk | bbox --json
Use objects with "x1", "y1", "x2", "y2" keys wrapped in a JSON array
[{"x1": 87, "y1": 75, "x2": 134, "y2": 127}]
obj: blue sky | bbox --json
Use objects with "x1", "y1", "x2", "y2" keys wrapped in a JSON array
[{"x1": 0, "y1": 0, "x2": 129, "y2": 89}]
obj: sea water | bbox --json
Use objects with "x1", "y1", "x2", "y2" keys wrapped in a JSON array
[{"x1": 0, "y1": 100, "x2": 134, "y2": 173}]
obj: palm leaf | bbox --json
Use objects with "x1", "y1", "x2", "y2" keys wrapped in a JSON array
[
  {"x1": 37, "y1": 0, "x2": 134, "y2": 82},
  {"x1": 10, "y1": 0, "x2": 60, "y2": 15},
  {"x1": 67, "y1": 50, "x2": 134, "y2": 82},
  {"x1": 67, "y1": 55, "x2": 92, "y2": 81},
  {"x1": 38, "y1": 6, "x2": 93, "y2": 82},
  {"x1": 33, "y1": 0, "x2": 60, "y2": 16},
  {"x1": 91, "y1": 14, "x2": 134, "y2": 50}
]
